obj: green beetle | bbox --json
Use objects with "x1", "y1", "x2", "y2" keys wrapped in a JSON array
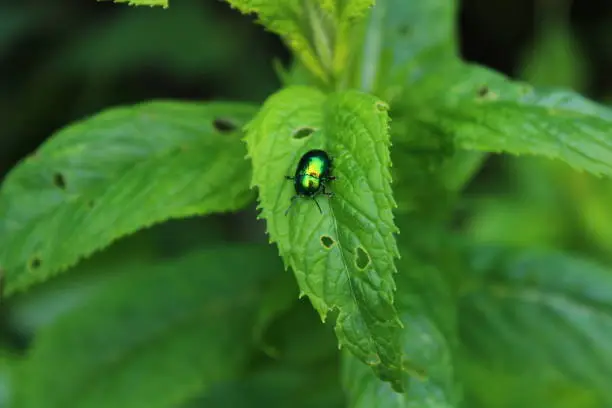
[{"x1": 285, "y1": 149, "x2": 336, "y2": 215}]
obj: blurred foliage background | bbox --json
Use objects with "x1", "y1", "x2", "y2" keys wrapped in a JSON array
[{"x1": 1, "y1": 0, "x2": 612, "y2": 407}]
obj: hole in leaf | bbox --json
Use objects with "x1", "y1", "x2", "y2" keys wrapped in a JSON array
[
  {"x1": 30, "y1": 257, "x2": 42, "y2": 270},
  {"x1": 355, "y1": 247, "x2": 370, "y2": 270},
  {"x1": 365, "y1": 353, "x2": 381, "y2": 365},
  {"x1": 292, "y1": 127, "x2": 315, "y2": 139},
  {"x1": 213, "y1": 118, "x2": 238, "y2": 133},
  {"x1": 53, "y1": 173, "x2": 66, "y2": 189},
  {"x1": 375, "y1": 101, "x2": 389, "y2": 112},
  {"x1": 397, "y1": 24, "x2": 411, "y2": 36},
  {"x1": 477, "y1": 86, "x2": 489, "y2": 97},
  {"x1": 320, "y1": 235, "x2": 335, "y2": 248}
]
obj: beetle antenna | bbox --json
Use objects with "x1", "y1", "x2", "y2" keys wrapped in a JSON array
[
  {"x1": 285, "y1": 196, "x2": 298, "y2": 216},
  {"x1": 312, "y1": 197, "x2": 323, "y2": 214}
]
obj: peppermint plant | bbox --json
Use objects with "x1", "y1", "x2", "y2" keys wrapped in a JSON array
[{"x1": 1, "y1": 1, "x2": 612, "y2": 407}]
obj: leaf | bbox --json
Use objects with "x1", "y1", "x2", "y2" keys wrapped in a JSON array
[
  {"x1": 224, "y1": 0, "x2": 374, "y2": 85},
  {"x1": 459, "y1": 359, "x2": 606, "y2": 408},
  {"x1": 388, "y1": 117, "x2": 456, "y2": 217},
  {"x1": 399, "y1": 61, "x2": 612, "y2": 178},
  {"x1": 261, "y1": 297, "x2": 339, "y2": 365},
  {"x1": 368, "y1": 0, "x2": 612, "y2": 190},
  {"x1": 358, "y1": 0, "x2": 456, "y2": 98},
  {"x1": 0, "y1": 101, "x2": 257, "y2": 295},
  {"x1": 15, "y1": 246, "x2": 283, "y2": 408},
  {"x1": 4, "y1": 225, "x2": 158, "y2": 337},
  {"x1": 342, "y1": 237, "x2": 459, "y2": 408},
  {"x1": 245, "y1": 86, "x2": 404, "y2": 390},
  {"x1": 0, "y1": 351, "x2": 18, "y2": 407},
  {"x1": 61, "y1": 4, "x2": 249, "y2": 77},
  {"x1": 459, "y1": 245, "x2": 612, "y2": 402},
  {"x1": 183, "y1": 362, "x2": 345, "y2": 408},
  {"x1": 106, "y1": 0, "x2": 168, "y2": 8},
  {"x1": 186, "y1": 292, "x2": 343, "y2": 408},
  {"x1": 518, "y1": 10, "x2": 587, "y2": 91},
  {"x1": 252, "y1": 268, "x2": 299, "y2": 356},
  {"x1": 357, "y1": 0, "x2": 481, "y2": 215}
]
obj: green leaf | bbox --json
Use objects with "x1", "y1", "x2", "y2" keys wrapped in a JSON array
[
  {"x1": 389, "y1": 117, "x2": 456, "y2": 217},
  {"x1": 0, "y1": 351, "x2": 17, "y2": 407},
  {"x1": 183, "y1": 362, "x2": 345, "y2": 408},
  {"x1": 400, "y1": 61, "x2": 612, "y2": 178},
  {"x1": 459, "y1": 359, "x2": 606, "y2": 408},
  {"x1": 261, "y1": 297, "x2": 339, "y2": 365},
  {"x1": 245, "y1": 86, "x2": 404, "y2": 390},
  {"x1": 224, "y1": 0, "x2": 373, "y2": 85},
  {"x1": 357, "y1": 0, "x2": 480, "y2": 215},
  {"x1": 0, "y1": 101, "x2": 257, "y2": 295},
  {"x1": 4, "y1": 226, "x2": 158, "y2": 337},
  {"x1": 342, "y1": 238, "x2": 459, "y2": 407},
  {"x1": 106, "y1": 0, "x2": 168, "y2": 8},
  {"x1": 358, "y1": 0, "x2": 456, "y2": 98},
  {"x1": 459, "y1": 245, "x2": 612, "y2": 402},
  {"x1": 369, "y1": 0, "x2": 612, "y2": 191},
  {"x1": 518, "y1": 8, "x2": 587, "y2": 91},
  {"x1": 15, "y1": 246, "x2": 283, "y2": 408},
  {"x1": 252, "y1": 268, "x2": 299, "y2": 356}
]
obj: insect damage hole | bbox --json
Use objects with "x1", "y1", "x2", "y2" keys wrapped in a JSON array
[
  {"x1": 375, "y1": 101, "x2": 389, "y2": 112},
  {"x1": 477, "y1": 85, "x2": 489, "y2": 97},
  {"x1": 29, "y1": 257, "x2": 42, "y2": 270},
  {"x1": 292, "y1": 127, "x2": 315, "y2": 140},
  {"x1": 397, "y1": 24, "x2": 411, "y2": 36},
  {"x1": 53, "y1": 172, "x2": 66, "y2": 189},
  {"x1": 320, "y1": 235, "x2": 335, "y2": 249},
  {"x1": 355, "y1": 247, "x2": 370, "y2": 270},
  {"x1": 213, "y1": 118, "x2": 238, "y2": 133}
]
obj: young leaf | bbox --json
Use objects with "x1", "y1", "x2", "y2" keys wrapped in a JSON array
[
  {"x1": 0, "y1": 101, "x2": 257, "y2": 294},
  {"x1": 224, "y1": 0, "x2": 374, "y2": 85},
  {"x1": 106, "y1": 0, "x2": 168, "y2": 7},
  {"x1": 15, "y1": 246, "x2": 283, "y2": 408},
  {"x1": 245, "y1": 86, "x2": 404, "y2": 390},
  {"x1": 366, "y1": 0, "x2": 612, "y2": 188},
  {"x1": 358, "y1": 0, "x2": 456, "y2": 98},
  {"x1": 388, "y1": 117, "x2": 457, "y2": 216},
  {"x1": 460, "y1": 245, "x2": 612, "y2": 402},
  {"x1": 518, "y1": 8, "x2": 587, "y2": 91},
  {"x1": 342, "y1": 241, "x2": 459, "y2": 407},
  {"x1": 358, "y1": 0, "x2": 484, "y2": 213}
]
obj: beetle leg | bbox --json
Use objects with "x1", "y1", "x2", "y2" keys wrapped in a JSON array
[
  {"x1": 284, "y1": 195, "x2": 299, "y2": 216},
  {"x1": 312, "y1": 197, "x2": 323, "y2": 214},
  {"x1": 321, "y1": 184, "x2": 334, "y2": 197}
]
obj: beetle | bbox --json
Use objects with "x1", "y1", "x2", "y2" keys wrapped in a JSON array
[{"x1": 285, "y1": 149, "x2": 336, "y2": 215}]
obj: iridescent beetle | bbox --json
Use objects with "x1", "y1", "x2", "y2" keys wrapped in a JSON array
[{"x1": 285, "y1": 149, "x2": 336, "y2": 215}]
